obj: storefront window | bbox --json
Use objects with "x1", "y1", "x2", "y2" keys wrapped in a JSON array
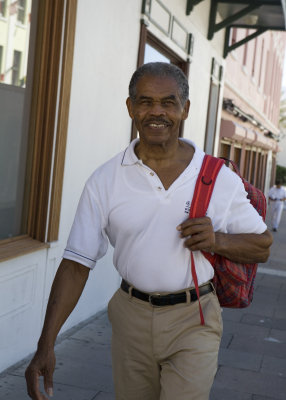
[{"x1": 0, "y1": 0, "x2": 34, "y2": 239}]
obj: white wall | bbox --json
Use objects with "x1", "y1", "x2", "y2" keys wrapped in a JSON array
[
  {"x1": 55, "y1": 0, "x2": 143, "y2": 330},
  {"x1": 0, "y1": 0, "x2": 226, "y2": 372},
  {"x1": 0, "y1": 250, "x2": 47, "y2": 371}
]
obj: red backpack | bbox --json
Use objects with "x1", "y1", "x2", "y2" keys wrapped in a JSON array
[{"x1": 189, "y1": 155, "x2": 267, "y2": 325}]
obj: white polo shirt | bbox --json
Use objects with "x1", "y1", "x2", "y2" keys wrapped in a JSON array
[{"x1": 63, "y1": 139, "x2": 267, "y2": 293}]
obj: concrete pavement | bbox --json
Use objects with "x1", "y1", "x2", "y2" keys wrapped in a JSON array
[{"x1": 0, "y1": 211, "x2": 285, "y2": 399}]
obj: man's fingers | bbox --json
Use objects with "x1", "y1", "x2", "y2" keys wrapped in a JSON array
[
  {"x1": 180, "y1": 225, "x2": 211, "y2": 238},
  {"x1": 177, "y1": 217, "x2": 212, "y2": 233},
  {"x1": 184, "y1": 232, "x2": 212, "y2": 250},
  {"x1": 25, "y1": 367, "x2": 46, "y2": 400},
  {"x1": 43, "y1": 369, "x2": 54, "y2": 397},
  {"x1": 178, "y1": 218, "x2": 213, "y2": 238},
  {"x1": 25, "y1": 351, "x2": 55, "y2": 400}
]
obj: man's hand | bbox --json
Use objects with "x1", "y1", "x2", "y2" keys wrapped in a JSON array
[
  {"x1": 25, "y1": 348, "x2": 56, "y2": 399},
  {"x1": 24, "y1": 259, "x2": 89, "y2": 399},
  {"x1": 177, "y1": 218, "x2": 272, "y2": 263},
  {"x1": 177, "y1": 216, "x2": 215, "y2": 252}
]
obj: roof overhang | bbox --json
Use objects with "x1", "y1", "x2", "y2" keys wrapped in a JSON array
[
  {"x1": 186, "y1": 0, "x2": 286, "y2": 57},
  {"x1": 220, "y1": 119, "x2": 278, "y2": 150}
]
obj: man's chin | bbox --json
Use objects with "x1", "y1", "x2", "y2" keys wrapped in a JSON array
[
  {"x1": 141, "y1": 135, "x2": 171, "y2": 146},
  {"x1": 139, "y1": 129, "x2": 172, "y2": 142}
]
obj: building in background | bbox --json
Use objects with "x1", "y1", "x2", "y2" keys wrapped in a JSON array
[
  {"x1": 219, "y1": 29, "x2": 286, "y2": 192},
  {"x1": 0, "y1": 0, "x2": 31, "y2": 86},
  {"x1": 277, "y1": 87, "x2": 286, "y2": 168},
  {"x1": 0, "y1": 0, "x2": 286, "y2": 373}
]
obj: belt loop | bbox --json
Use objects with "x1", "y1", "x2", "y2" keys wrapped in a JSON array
[
  {"x1": 186, "y1": 290, "x2": 191, "y2": 304},
  {"x1": 128, "y1": 285, "x2": 133, "y2": 299}
]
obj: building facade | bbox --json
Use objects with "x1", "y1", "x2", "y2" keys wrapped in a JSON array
[
  {"x1": 219, "y1": 28, "x2": 286, "y2": 192},
  {"x1": 0, "y1": 0, "x2": 285, "y2": 372}
]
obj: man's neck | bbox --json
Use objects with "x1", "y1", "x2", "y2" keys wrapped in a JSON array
[{"x1": 135, "y1": 139, "x2": 193, "y2": 167}]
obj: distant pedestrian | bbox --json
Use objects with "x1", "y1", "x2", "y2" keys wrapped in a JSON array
[{"x1": 268, "y1": 181, "x2": 286, "y2": 232}]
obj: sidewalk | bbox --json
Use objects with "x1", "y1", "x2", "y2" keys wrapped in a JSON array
[
  {"x1": 210, "y1": 212, "x2": 286, "y2": 400},
  {"x1": 1, "y1": 213, "x2": 285, "y2": 400}
]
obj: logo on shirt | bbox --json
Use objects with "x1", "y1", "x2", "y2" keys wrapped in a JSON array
[
  {"x1": 185, "y1": 201, "x2": 191, "y2": 215},
  {"x1": 184, "y1": 200, "x2": 208, "y2": 216}
]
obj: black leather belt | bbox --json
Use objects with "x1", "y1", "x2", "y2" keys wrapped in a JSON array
[{"x1": 120, "y1": 279, "x2": 214, "y2": 306}]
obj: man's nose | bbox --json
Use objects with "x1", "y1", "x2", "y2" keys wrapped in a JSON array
[{"x1": 149, "y1": 102, "x2": 166, "y2": 115}]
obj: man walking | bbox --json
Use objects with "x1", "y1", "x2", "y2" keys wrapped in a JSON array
[
  {"x1": 268, "y1": 181, "x2": 286, "y2": 232},
  {"x1": 25, "y1": 62, "x2": 272, "y2": 400}
]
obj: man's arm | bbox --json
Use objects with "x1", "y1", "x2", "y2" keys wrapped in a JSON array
[
  {"x1": 25, "y1": 259, "x2": 90, "y2": 400},
  {"x1": 177, "y1": 217, "x2": 272, "y2": 263}
]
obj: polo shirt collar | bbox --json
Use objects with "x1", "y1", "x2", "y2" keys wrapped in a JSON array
[
  {"x1": 121, "y1": 139, "x2": 140, "y2": 166},
  {"x1": 121, "y1": 138, "x2": 205, "y2": 172}
]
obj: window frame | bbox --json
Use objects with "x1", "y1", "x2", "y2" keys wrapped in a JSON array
[
  {"x1": 0, "y1": 0, "x2": 77, "y2": 261},
  {"x1": 204, "y1": 58, "x2": 223, "y2": 155}
]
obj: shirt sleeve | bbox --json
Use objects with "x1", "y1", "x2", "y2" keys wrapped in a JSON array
[
  {"x1": 224, "y1": 177, "x2": 267, "y2": 235},
  {"x1": 63, "y1": 181, "x2": 109, "y2": 269},
  {"x1": 209, "y1": 166, "x2": 267, "y2": 235}
]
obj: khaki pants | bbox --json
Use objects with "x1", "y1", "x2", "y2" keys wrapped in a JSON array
[{"x1": 108, "y1": 285, "x2": 223, "y2": 400}]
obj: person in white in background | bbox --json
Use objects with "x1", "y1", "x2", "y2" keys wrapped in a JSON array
[{"x1": 268, "y1": 181, "x2": 286, "y2": 232}]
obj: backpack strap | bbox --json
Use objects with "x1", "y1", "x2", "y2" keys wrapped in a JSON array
[
  {"x1": 188, "y1": 155, "x2": 224, "y2": 325},
  {"x1": 189, "y1": 155, "x2": 225, "y2": 218}
]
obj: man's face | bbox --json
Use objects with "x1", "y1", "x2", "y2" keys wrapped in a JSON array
[{"x1": 126, "y1": 74, "x2": 190, "y2": 147}]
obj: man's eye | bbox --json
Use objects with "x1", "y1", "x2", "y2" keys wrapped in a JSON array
[
  {"x1": 163, "y1": 100, "x2": 175, "y2": 106},
  {"x1": 141, "y1": 100, "x2": 152, "y2": 105}
]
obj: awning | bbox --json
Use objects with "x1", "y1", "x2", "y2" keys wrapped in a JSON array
[
  {"x1": 220, "y1": 119, "x2": 277, "y2": 149},
  {"x1": 186, "y1": 1, "x2": 286, "y2": 57}
]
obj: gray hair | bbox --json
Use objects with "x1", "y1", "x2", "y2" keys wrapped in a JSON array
[{"x1": 128, "y1": 62, "x2": 189, "y2": 105}]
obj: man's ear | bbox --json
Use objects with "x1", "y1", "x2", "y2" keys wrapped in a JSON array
[
  {"x1": 182, "y1": 99, "x2": 190, "y2": 120},
  {"x1": 126, "y1": 97, "x2": 134, "y2": 119}
]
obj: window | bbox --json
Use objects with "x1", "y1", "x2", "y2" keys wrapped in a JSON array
[
  {"x1": 12, "y1": 51, "x2": 22, "y2": 86},
  {"x1": 219, "y1": 143, "x2": 231, "y2": 159},
  {"x1": 252, "y1": 38, "x2": 257, "y2": 77},
  {"x1": 17, "y1": 0, "x2": 26, "y2": 24},
  {"x1": 255, "y1": 152, "x2": 262, "y2": 188},
  {"x1": 204, "y1": 58, "x2": 223, "y2": 155},
  {"x1": 233, "y1": 147, "x2": 241, "y2": 169},
  {"x1": 144, "y1": 43, "x2": 171, "y2": 64},
  {"x1": 243, "y1": 30, "x2": 249, "y2": 67},
  {"x1": 131, "y1": 22, "x2": 190, "y2": 140},
  {"x1": 231, "y1": 28, "x2": 237, "y2": 45},
  {"x1": 0, "y1": 0, "x2": 77, "y2": 259},
  {"x1": 258, "y1": 39, "x2": 264, "y2": 87},
  {"x1": 250, "y1": 151, "x2": 257, "y2": 184},
  {"x1": 0, "y1": 0, "x2": 7, "y2": 17},
  {"x1": 0, "y1": 0, "x2": 33, "y2": 240},
  {"x1": 243, "y1": 149, "x2": 251, "y2": 180}
]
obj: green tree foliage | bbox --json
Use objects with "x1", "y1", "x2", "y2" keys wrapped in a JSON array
[
  {"x1": 280, "y1": 90, "x2": 286, "y2": 132},
  {"x1": 276, "y1": 165, "x2": 286, "y2": 184}
]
